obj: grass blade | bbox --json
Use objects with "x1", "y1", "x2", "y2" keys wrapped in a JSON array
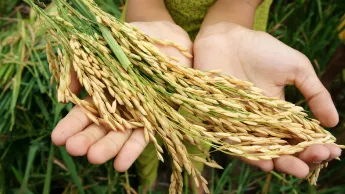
[
  {"x1": 316, "y1": 0, "x2": 323, "y2": 20},
  {"x1": 20, "y1": 144, "x2": 39, "y2": 193},
  {"x1": 42, "y1": 142, "x2": 54, "y2": 194},
  {"x1": 58, "y1": 147, "x2": 85, "y2": 194},
  {"x1": 11, "y1": 166, "x2": 23, "y2": 184},
  {"x1": 0, "y1": 163, "x2": 4, "y2": 194},
  {"x1": 214, "y1": 160, "x2": 238, "y2": 194}
]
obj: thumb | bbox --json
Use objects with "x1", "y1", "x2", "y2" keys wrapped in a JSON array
[{"x1": 294, "y1": 55, "x2": 338, "y2": 127}]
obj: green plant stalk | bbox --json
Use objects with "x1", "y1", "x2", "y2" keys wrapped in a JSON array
[
  {"x1": 20, "y1": 144, "x2": 39, "y2": 193},
  {"x1": 59, "y1": 147, "x2": 85, "y2": 194},
  {"x1": 42, "y1": 143, "x2": 54, "y2": 194}
]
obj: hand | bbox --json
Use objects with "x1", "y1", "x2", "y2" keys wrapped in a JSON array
[
  {"x1": 51, "y1": 21, "x2": 192, "y2": 172},
  {"x1": 193, "y1": 22, "x2": 341, "y2": 178}
]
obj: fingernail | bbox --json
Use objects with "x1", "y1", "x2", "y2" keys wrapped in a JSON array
[{"x1": 312, "y1": 160, "x2": 323, "y2": 164}]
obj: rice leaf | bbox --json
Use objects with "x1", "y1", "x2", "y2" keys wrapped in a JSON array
[
  {"x1": 99, "y1": 25, "x2": 131, "y2": 70},
  {"x1": 0, "y1": 163, "x2": 4, "y2": 194},
  {"x1": 20, "y1": 144, "x2": 39, "y2": 193},
  {"x1": 42, "y1": 143, "x2": 54, "y2": 194},
  {"x1": 59, "y1": 147, "x2": 85, "y2": 194},
  {"x1": 214, "y1": 160, "x2": 237, "y2": 194}
]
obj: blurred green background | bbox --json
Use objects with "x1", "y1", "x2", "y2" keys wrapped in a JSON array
[{"x1": 1, "y1": 0, "x2": 345, "y2": 193}]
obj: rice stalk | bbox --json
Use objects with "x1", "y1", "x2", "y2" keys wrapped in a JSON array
[{"x1": 25, "y1": 0, "x2": 345, "y2": 193}]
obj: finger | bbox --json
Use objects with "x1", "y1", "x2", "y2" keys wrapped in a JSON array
[
  {"x1": 51, "y1": 104, "x2": 92, "y2": 146},
  {"x1": 322, "y1": 144, "x2": 341, "y2": 161},
  {"x1": 240, "y1": 157, "x2": 274, "y2": 172},
  {"x1": 65, "y1": 123, "x2": 108, "y2": 156},
  {"x1": 273, "y1": 155, "x2": 309, "y2": 178},
  {"x1": 87, "y1": 129, "x2": 132, "y2": 164},
  {"x1": 114, "y1": 128, "x2": 147, "y2": 172},
  {"x1": 295, "y1": 57, "x2": 338, "y2": 127},
  {"x1": 69, "y1": 67, "x2": 82, "y2": 94},
  {"x1": 298, "y1": 144, "x2": 331, "y2": 164},
  {"x1": 278, "y1": 89, "x2": 285, "y2": 100},
  {"x1": 130, "y1": 22, "x2": 192, "y2": 67}
]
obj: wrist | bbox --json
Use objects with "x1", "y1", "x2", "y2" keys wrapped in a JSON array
[
  {"x1": 201, "y1": 0, "x2": 261, "y2": 29},
  {"x1": 126, "y1": 0, "x2": 174, "y2": 23}
]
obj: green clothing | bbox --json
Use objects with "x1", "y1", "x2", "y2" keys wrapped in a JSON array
[
  {"x1": 165, "y1": 0, "x2": 273, "y2": 40},
  {"x1": 122, "y1": 0, "x2": 273, "y2": 187},
  {"x1": 122, "y1": 0, "x2": 273, "y2": 39}
]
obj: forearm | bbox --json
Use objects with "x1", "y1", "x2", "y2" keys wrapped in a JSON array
[
  {"x1": 201, "y1": 0, "x2": 263, "y2": 29},
  {"x1": 126, "y1": 0, "x2": 174, "y2": 22}
]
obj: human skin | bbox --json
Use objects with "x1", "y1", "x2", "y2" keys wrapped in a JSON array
[
  {"x1": 193, "y1": 0, "x2": 341, "y2": 177},
  {"x1": 51, "y1": 0, "x2": 341, "y2": 184},
  {"x1": 51, "y1": 0, "x2": 192, "y2": 172}
]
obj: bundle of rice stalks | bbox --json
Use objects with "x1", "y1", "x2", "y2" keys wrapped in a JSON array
[{"x1": 26, "y1": 0, "x2": 344, "y2": 193}]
